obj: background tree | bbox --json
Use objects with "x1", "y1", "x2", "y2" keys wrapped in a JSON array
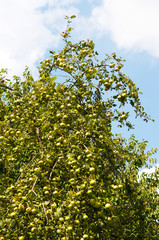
[{"x1": 0, "y1": 16, "x2": 158, "y2": 240}]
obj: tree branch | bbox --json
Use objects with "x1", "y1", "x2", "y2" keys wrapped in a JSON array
[
  {"x1": 0, "y1": 83, "x2": 22, "y2": 97},
  {"x1": 49, "y1": 159, "x2": 58, "y2": 181},
  {"x1": 42, "y1": 202, "x2": 49, "y2": 224}
]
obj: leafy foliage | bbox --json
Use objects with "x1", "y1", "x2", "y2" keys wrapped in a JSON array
[{"x1": 0, "y1": 16, "x2": 158, "y2": 240}]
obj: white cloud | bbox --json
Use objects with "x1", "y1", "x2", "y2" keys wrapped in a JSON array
[
  {"x1": 138, "y1": 164, "x2": 159, "y2": 178},
  {"x1": 2, "y1": 0, "x2": 159, "y2": 80},
  {"x1": 47, "y1": 0, "x2": 81, "y2": 7},
  {"x1": 0, "y1": 0, "x2": 80, "y2": 79},
  {"x1": 0, "y1": 0, "x2": 52, "y2": 78},
  {"x1": 89, "y1": 0, "x2": 159, "y2": 57},
  {"x1": 138, "y1": 164, "x2": 159, "y2": 193}
]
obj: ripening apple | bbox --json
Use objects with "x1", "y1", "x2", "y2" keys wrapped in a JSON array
[
  {"x1": 26, "y1": 207, "x2": 32, "y2": 213},
  {"x1": 89, "y1": 167, "x2": 95, "y2": 172},
  {"x1": 51, "y1": 202, "x2": 57, "y2": 208},
  {"x1": 31, "y1": 227, "x2": 36, "y2": 232},
  {"x1": 83, "y1": 214, "x2": 88, "y2": 219},
  {"x1": 90, "y1": 199, "x2": 95, "y2": 205},
  {"x1": 117, "y1": 64, "x2": 122, "y2": 69},
  {"x1": 67, "y1": 226, "x2": 73, "y2": 231},
  {"x1": 60, "y1": 122, "x2": 66, "y2": 127},
  {"x1": 109, "y1": 79, "x2": 113, "y2": 84},
  {"x1": 34, "y1": 167, "x2": 41, "y2": 173},
  {"x1": 117, "y1": 95, "x2": 122, "y2": 99},
  {"x1": 63, "y1": 115, "x2": 68, "y2": 120},
  {"x1": 59, "y1": 217, "x2": 64, "y2": 222},
  {"x1": 19, "y1": 237, "x2": 24, "y2": 240},
  {"x1": 87, "y1": 189, "x2": 92, "y2": 194},
  {"x1": 19, "y1": 203, "x2": 25, "y2": 211},
  {"x1": 120, "y1": 115, "x2": 126, "y2": 121},
  {"x1": 75, "y1": 219, "x2": 80, "y2": 224},
  {"x1": 121, "y1": 93, "x2": 127, "y2": 98},
  {"x1": 112, "y1": 185, "x2": 118, "y2": 190},
  {"x1": 83, "y1": 234, "x2": 89, "y2": 239},
  {"x1": 31, "y1": 208, "x2": 37, "y2": 214},
  {"x1": 105, "y1": 203, "x2": 112, "y2": 209},
  {"x1": 10, "y1": 212, "x2": 17, "y2": 217},
  {"x1": 76, "y1": 191, "x2": 82, "y2": 196},
  {"x1": 0, "y1": 136, "x2": 5, "y2": 140},
  {"x1": 90, "y1": 179, "x2": 96, "y2": 185},
  {"x1": 65, "y1": 216, "x2": 70, "y2": 221},
  {"x1": 56, "y1": 113, "x2": 61, "y2": 118},
  {"x1": 109, "y1": 64, "x2": 115, "y2": 68},
  {"x1": 94, "y1": 201, "x2": 101, "y2": 208},
  {"x1": 75, "y1": 168, "x2": 80, "y2": 173},
  {"x1": 46, "y1": 209, "x2": 53, "y2": 214},
  {"x1": 44, "y1": 190, "x2": 49, "y2": 195},
  {"x1": 57, "y1": 229, "x2": 61, "y2": 234}
]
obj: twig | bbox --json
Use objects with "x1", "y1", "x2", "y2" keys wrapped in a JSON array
[
  {"x1": 26, "y1": 176, "x2": 38, "y2": 197},
  {"x1": 83, "y1": 144, "x2": 89, "y2": 151},
  {"x1": 0, "y1": 209, "x2": 9, "y2": 219},
  {"x1": 49, "y1": 159, "x2": 58, "y2": 181},
  {"x1": 0, "y1": 83, "x2": 22, "y2": 97},
  {"x1": 42, "y1": 202, "x2": 49, "y2": 224},
  {"x1": 32, "y1": 176, "x2": 38, "y2": 191},
  {"x1": 16, "y1": 156, "x2": 36, "y2": 183},
  {"x1": 34, "y1": 117, "x2": 44, "y2": 158}
]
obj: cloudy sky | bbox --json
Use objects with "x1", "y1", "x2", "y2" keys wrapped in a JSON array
[{"x1": 0, "y1": 0, "x2": 158, "y2": 174}]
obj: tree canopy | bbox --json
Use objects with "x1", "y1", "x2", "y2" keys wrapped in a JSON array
[{"x1": 0, "y1": 16, "x2": 158, "y2": 240}]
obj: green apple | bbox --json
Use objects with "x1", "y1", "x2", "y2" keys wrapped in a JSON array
[
  {"x1": 83, "y1": 234, "x2": 89, "y2": 239},
  {"x1": 76, "y1": 191, "x2": 82, "y2": 196},
  {"x1": 53, "y1": 190, "x2": 58, "y2": 195},
  {"x1": 90, "y1": 179, "x2": 96, "y2": 185},
  {"x1": 75, "y1": 168, "x2": 80, "y2": 173},
  {"x1": 19, "y1": 237, "x2": 24, "y2": 240},
  {"x1": 44, "y1": 190, "x2": 49, "y2": 195},
  {"x1": 26, "y1": 207, "x2": 32, "y2": 213},
  {"x1": 51, "y1": 202, "x2": 57, "y2": 208},
  {"x1": 75, "y1": 219, "x2": 80, "y2": 224},
  {"x1": 105, "y1": 203, "x2": 111, "y2": 209},
  {"x1": 19, "y1": 203, "x2": 25, "y2": 211},
  {"x1": 67, "y1": 226, "x2": 73, "y2": 231},
  {"x1": 65, "y1": 215, "x2": 70, "y2": 220},
  {"x1": 90, "y1": 199, "x2": 95, "y2": 205},
  {"x1": 109, "y1": 64, "x2": 115, "y2": 68},
  {"x1": 94, "y1": 201, "x2": 101, "y2": 208},
  {"x1": 10, "y1": 212, "x2": 17, "y2": 217},
  {"x1": 56, "y1": 113, "x2": 61, "y2": 118},
  {"x1": 31, "y1": 227, "x2": 36, "y2": 232},
  {"x1": 83, "y1": 214, "x2": 88, "y2": 219},
  {"x1": 87, "y1": 189, "x2": 92, "y2": 194},
  {"x1": 59, "y1": 217, "x2": 64, "y2": 222},
  {"x1": 89, "y1": 167, "x2": 95, "y2": 172},
  {"x1": 57, "y1": 229, "x2": 61, "y2": 234}
]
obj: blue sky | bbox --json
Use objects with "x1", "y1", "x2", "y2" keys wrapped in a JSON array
[{"x1": 0, "y1": 0, "x2": 158, "y2": 174}]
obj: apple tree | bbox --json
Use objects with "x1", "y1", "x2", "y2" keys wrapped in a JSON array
[{"x1": 0, "y1": 16, "x2": 158, "y2": 239}]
